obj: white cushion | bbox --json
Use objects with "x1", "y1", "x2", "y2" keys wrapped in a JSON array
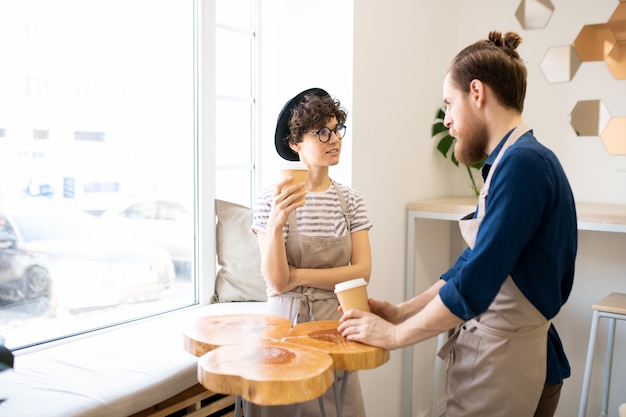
[{"x1": 214, "y1": 200, "x2": 267, "y2": 302}]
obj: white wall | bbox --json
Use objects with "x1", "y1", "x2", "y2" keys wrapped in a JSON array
[
  {"x1": 352, "y1": 1, "x2": 460, "y2": 416},
  {"x1": 352, "y1": 1, "x2": 626, "y2": 417},
  {"x1": 257, "y1": 0, "x2": 353, "y2": 193}
]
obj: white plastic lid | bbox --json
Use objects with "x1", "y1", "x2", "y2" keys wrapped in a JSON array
[
  {"x1": 334, "y1": 278, "x2": 368, "y2": 293},
  {"x1": 279, "y1": 161, "x2": 308, "y2": 171}
]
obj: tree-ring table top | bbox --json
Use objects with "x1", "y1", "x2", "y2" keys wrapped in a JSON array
[
  {"x1": 183, "y1": 314, "x2": 293, "y2": 357},
  {"x1": 197, "y1": 339, "x2": 334, "y2": 406},
  {"x1": 282, "y1": 320, "x2": 390, "y2": 371}
]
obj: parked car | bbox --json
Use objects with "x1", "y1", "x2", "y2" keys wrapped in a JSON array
[
  {"x1": 0, "y1": 206, "x2": 175, "y2": 312},
  {"x1": 100, "y1": 199, "x2": 193, "y2": 278}
]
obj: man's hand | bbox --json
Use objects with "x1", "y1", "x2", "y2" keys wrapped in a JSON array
[{"x1": 337, "y1": 308, "x2": 399, "y2": 350}]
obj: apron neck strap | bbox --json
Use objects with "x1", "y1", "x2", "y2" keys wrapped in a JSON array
[
  {"x1": 286, "y1": 179, "x2": 351, "y2": 236},
  {"x1": 476, "y1": 124, "x2": 531, "y2": 219}
]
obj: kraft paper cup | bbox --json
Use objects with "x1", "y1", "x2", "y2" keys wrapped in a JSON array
[
  {"x1": 334, "y1": 278, "x2": 370, "y2": 312},
  {"x1": 279, "y1": 162, "x2": 308, "y2": 204}
]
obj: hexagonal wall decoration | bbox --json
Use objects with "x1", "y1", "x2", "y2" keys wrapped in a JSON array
[
  {"x1": 605, "y1": 41, "x2": 626, "y2": 79},
  {"x1": 532, "y1": 1, "x2": 626, "y2": 156},
  {"x1": 569, "y1": 100, "x2": 611, "y2": 137},
  {"x1": 540, "y1": 45, "x2": 581, "y2": 83},
  {"x1": 515, "y1": 0, "x2": 554, "y2": 29},
  {"x1": 607, "y1": 2, "x2": 626, "y2": 41},
  {"x1": 573, "y1": 23, "x2": 617, "y2": 61},
  {"x1": 600, "y1": 117, "x2": 626, "y2": 155}
]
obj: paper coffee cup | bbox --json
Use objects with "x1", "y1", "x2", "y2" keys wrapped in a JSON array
[
  {"x1": 279, "y1": 161, "x2": 308, "y2": 204},
  {"x1": 334, "y1": 278, "x2": 370, "y2": 312}
]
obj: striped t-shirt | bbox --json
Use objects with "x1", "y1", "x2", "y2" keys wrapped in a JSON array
[{"x1": 251, "y1": 181, "x2": 372, "y2": 240}]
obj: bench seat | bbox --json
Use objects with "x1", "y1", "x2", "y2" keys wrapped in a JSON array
[{"x1": 0, "y1": 302, "x2": 267, "y2": 417}]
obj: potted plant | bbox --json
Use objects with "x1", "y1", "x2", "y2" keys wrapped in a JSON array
[{"x1": 431, "y1": 107, "x2": 484, "y2": 196}]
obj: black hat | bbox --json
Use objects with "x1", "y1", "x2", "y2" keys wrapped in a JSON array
[{"x1": 275, "y1": 88, "x2": 330, "y2": 161}]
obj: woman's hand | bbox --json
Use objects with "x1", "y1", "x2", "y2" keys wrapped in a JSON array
[{"x1": 267, "y1": 177, "x2": 306, "y2": 229}]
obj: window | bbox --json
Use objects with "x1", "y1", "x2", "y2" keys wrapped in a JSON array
[
  {"x1": 215, "y1": 0, "x2": 257, "y2": 207},
  {"x1": 0, "y1": 0, "x2": 353, "y2": 352},
  {"x1": 0, "y1": 0, "x2": 199, "y2": 350}
]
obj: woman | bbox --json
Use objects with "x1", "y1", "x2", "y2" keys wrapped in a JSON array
[{"x1": 252, "y1": 88, "x2": 372, "y2": 416}]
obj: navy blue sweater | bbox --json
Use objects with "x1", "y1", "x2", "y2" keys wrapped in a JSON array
[{"x1": 440, "y1": 129, "x2": 578, "y2": 384}]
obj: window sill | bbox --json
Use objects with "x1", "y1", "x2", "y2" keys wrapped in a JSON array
[{"x1": 0, "y1": 302, "x2": 267, "y2": 417}]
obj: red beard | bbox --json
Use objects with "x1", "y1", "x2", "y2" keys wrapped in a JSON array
[{"x1": 454, "y1": 117, "x2": 488, "y2": 166}]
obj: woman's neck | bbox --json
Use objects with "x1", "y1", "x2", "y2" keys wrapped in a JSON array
[{"x1": 307, "y1": 167, "x2": 331, "y2": 192}]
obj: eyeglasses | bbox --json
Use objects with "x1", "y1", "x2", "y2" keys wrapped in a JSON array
[{"x1": 304, "y1": 124, "x2": 346, "y2": 143}]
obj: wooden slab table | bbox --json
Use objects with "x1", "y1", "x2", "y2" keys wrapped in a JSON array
[
  {"x1": 282, "y1": 319, "x2": 390, "y2": 371},
  {"x1": 183, "y1": 314, "x2": 389, "y2": 417},
  {"x1": 198, "y1": 339, "x2": 334, "y2": 414},
  {"x1": 184, "y1": 314, "x2": 301, "y2": 416},
  {"x1": 183, "y1": 313, "x2": 293, "y2": 357},
  {"x1": 283, "y1": 320, "x2": 390, "y2": 417}
]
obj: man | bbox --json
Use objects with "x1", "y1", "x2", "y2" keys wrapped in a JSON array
[{"x1": 338, "y1": 30, "x2": 577, "y2": 417}]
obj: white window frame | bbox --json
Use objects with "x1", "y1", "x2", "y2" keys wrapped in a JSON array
[{"x1": 197, "y1": 0, "x2": 217, "y2": 304}]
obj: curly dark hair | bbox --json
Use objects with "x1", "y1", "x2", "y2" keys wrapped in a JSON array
[
  {"x1": 449, "y1": 31, "x2": 527, "y2": 112},
  {"x1": 286, "y1": 93, "x2": 347, "y2": 145}
]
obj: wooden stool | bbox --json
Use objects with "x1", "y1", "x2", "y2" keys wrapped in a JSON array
[{"x1": 578, "y1": 293, "x2": 626, "y2": 417}]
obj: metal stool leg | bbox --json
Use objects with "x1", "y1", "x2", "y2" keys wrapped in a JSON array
[
  {"x1": 340, "y1": 370, "x2": 350, "y2": 405},
  {"x1": 318, "y1": 396, "x2": 327, "y2": 417},
  {"x1": 579, "y1": 310, "x2": 600, "y2": 417},
  {"x1": 599, "y1": 317, "x2": 616, "y2": 417},
  {"x1": 332, "y1": 370, "x2": 350, "y2": 417},
  {"x1": 234, "y1": 395, "x2": 242, "y2": 417}
]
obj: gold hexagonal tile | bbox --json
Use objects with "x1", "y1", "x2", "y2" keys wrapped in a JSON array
[
  {"x1": 569, "y1": 100, "x2": 611, "y2": 136},
  {"x1": 600, "y1": 117, "x2": 626, "y2": 155},
  {"x1": 608, "y1": 2, "x2": 626, "y2": 41},
  {"x1": 573, "y1": 23, "x2": 617, "y2": 61},
  {"x1": 515, "y1": 0, "x2": 554, "y2": 29},
  {"x1": 605, "y1": 40, "x2": 626, "y2": 79},
  {"x1": 540, "y1": 45, "x2": 581, "y2": 83}
]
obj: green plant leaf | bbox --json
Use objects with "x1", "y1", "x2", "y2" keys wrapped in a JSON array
[
  {"x1": 470, "y1": 160, "x2": 484, "y2": 170},
  {"x1": 431, "y1": 121, "x2": 449, "y2": 137},
  {"x1": 436, "y1": 134, "x2": 455, "y2": 158},
  {"x1": 450, "y1": 150, "x2": 460, "y2": 167},
  {"x1": 466, "y1": 165, "x2": 480, "y2": 196}
]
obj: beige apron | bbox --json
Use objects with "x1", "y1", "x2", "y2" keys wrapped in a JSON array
[
  {"x1": 439, "y1": 125, "x2": 550, "y2": 417},
  {"x1": 258, "y1": 181, "x2": 366, "y2": 417}
]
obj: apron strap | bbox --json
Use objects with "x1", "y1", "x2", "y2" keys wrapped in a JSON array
[
  {"x1": 287, "y1": 179, "x2": 351, "y2": 238},
  {"x1": 331, "y1": 180, "x2": 352, "y2": 231},
  {"x1": 278, "y1": 287, "x2": 338, "y2": 322},
  {"x1": 476, "y1": 124, "x2": 530, "y2": 219}
]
